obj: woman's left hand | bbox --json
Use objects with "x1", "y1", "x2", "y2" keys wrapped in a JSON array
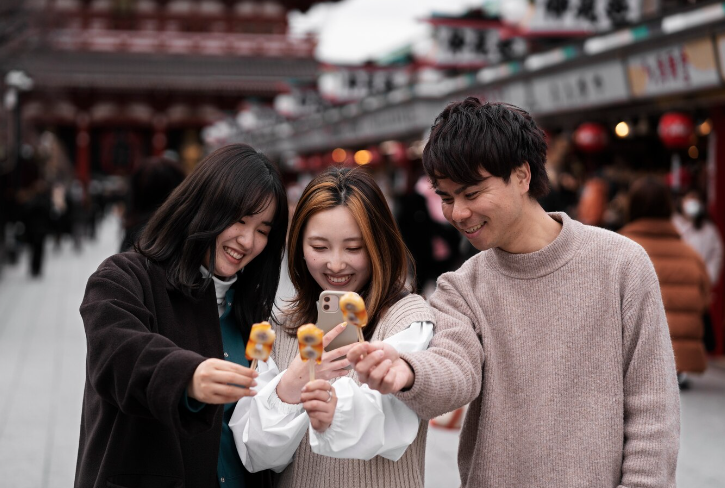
[{"x1": 301, "y1": 380, "x2": 337, "y2": 433}]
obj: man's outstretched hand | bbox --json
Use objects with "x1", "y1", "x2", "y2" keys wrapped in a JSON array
[{"x1": 346, "y1": 342, "x2": 414, "y2": 394}]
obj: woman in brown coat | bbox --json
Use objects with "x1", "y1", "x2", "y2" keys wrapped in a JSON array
[{"x1": 619, "y1": 176, "x2": 709, "y2": 386}]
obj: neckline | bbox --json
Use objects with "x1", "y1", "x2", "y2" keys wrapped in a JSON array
[
  {"x1": 487, "y1": 212, "x2": 584, "y2": 279},
  {"x1": 199, "y1": 265, "x2": 238, "y2": 305}
]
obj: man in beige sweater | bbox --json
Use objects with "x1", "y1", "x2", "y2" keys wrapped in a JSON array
[{"x1": 348, "y1": 98, "x2": 680, "y2": 488}]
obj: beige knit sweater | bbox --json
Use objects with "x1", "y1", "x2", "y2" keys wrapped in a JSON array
[
  {"x1": 272, "y1": 293, "x2": 435, "y2": 488},
  {"x1": 397, "y1": 213, "x2": 680, "y2": 488}
]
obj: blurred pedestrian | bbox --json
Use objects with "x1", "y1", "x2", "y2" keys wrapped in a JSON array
[
  {"x1": 120, "y1": 156, "x2": 186, "y2": 252},
  {"x1": 76, "y1": 144, "x2": 288, "y2": 488},
  {"x1": 620, "y1": 177, "x2": 710, "y2": 388},
  {"x1": 673, "y1": 190, "x2": 723, "y2": 286},
  {"x1": 15, "y1": 155, "x2": 51, "y2": 277},
  {"x1": 348, "y1": 98, "x2": 680, "y2": 488},
  {"x1": 673, "y1": 190, "x2": 723, "y2": 352},
  {"x1": 396, "y1": 173, "x2": 462, "y2": 294}
]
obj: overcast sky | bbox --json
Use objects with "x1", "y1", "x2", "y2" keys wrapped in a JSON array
[{"x1": 289, "y1": 0, "x2": 485, "y2": 64}]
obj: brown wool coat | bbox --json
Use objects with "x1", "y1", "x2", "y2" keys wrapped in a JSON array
[{"x1": 620, "y1": 219, "x2": 710, "y2": 373}]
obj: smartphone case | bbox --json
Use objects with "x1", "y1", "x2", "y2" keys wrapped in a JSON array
[{"x1": 316, "y1": 290, "x2": 360, "y2": 352}]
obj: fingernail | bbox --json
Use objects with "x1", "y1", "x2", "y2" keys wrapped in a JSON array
[
  {"x1": 341, "y1": 322, "x2": 347, "y2": 328},
  {"x1": 302, "y1": 385, "x2": 307, "y2": 392},
  {"x1": 375, "y1": 350, "x2": 384, "y2": 357},
  {"x1": 251, "y1": 381, "x2": 257, "y2": 387}
]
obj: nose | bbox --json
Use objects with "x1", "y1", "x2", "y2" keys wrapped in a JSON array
[
  {"x1": 235, "y1": 228, "x2": 253, "y2": 252},
  {"x1": 326, "y1": 251, "x2": 346, "y2": 273},
  {"x1": 450, "y1": 200, "x2": 472, "y2": 224}
]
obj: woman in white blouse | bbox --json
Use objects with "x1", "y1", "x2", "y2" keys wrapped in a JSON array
[{"x1": 230, "y1": 167, "x2": 435, "y2": 488}]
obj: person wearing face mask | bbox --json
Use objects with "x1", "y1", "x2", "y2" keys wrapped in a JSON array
[
  {"x1": 229, "y1": 167, "x2": 435, "y2": 488},
  {"x1": 76, "y1": 144, "x2": 288, "y2": 488},
  {"x1": 673, "y1": 190, "x2": 724, "y2": 352}
]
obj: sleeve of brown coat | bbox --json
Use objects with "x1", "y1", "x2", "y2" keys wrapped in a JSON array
[{"x1": 79, "y1": 255, "x2": 218, "y2": 437}]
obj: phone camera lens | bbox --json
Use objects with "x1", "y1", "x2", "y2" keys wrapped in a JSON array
[
  {"x1": 323, "y1": 304, "x2": 330, "y2": 310},
  {"x1": 324, "y1": 297, "x2": 330, "y2": 302}
]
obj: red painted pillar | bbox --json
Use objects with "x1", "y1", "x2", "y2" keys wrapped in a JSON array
[
  {"x1": 152, "y1": 114, "x2": 167, "y2": 157},
  {"x1": 75, "y1": 113, "x2": 91, "y2": 184},
  {"x1": 708, "y1": 107, "x2": 725, "y2": 356}
]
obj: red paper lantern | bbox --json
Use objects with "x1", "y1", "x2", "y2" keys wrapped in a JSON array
[
  {"x1": 573, "y1": 123, "x2": 608, "y2": 153},
  {"x1": 658, "y1": 112, "x2": 694, "y2": 149}
]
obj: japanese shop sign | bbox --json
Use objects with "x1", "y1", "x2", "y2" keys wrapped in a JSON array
[
  {"x1": 529, "y1": 59, "x2": 629, "y2": 114},
  {"x1": 627, "y1": 37, "x2": 720, "y2": 98},
  {"x1": 529, "y1": 0, "x2": 642, "y2": 33}
]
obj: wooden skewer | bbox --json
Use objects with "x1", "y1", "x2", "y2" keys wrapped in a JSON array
[
  {"x1": 250, "y1": 358, "x2": 258, "y2": 372},
  {"x1": 308, "y1": 360, "x2": 315, "y2": 382},
  {"x1": 356, "y1": 327, "x2": 364, "y2": 343}
]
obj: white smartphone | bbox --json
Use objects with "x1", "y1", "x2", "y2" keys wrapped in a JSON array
[{"x1": 316, "y1": 290, "x2": 360, "y2": 352}]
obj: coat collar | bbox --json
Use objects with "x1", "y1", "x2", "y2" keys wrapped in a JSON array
[{"x1": 620, "y1": 219, "x2": 681, "y2": 238}]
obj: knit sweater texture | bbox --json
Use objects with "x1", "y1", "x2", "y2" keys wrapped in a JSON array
[
  {"x1": 272, "y1": 293, "x2": 434, "y2": 488},
  {"x1": 397, "y1": 213, "x2": 680, "y2": 488}
]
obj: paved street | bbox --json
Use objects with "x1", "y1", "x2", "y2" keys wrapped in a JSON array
[{"x1": 0, "y1": 215, "x2": 724, "y2": 487}]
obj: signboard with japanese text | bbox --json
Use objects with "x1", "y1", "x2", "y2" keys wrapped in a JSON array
[
  {"x1": 626, "y1": 37, "x2": 720, "y2": 98},
  {"x1": 318, "y1": 68, "x2": 412, "y2": 102},
  {"x1": 425, "y1": 25, "x2": 528, "y2": 67},
  {"x1": 529, "y1": 0, "x2": 642, "y2": 33},
  {"x1": 529, "y1": 59, "x2": 629, "y2": 114}
]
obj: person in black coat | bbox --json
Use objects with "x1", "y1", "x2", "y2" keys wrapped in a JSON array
[{"x1": 76, "y1": 144, "x2": 288, "y2": 488}]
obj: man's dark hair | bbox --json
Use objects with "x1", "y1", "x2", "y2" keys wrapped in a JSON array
[
  {"x1": 628, "y1": 176, "x2": 673, "y2": 222},
  {"x1": 423, "y1": 97, "x2": 550, "y2": 199},
  {"x1": 138, "y1": 144, "x2": 288, "y2": 333}
]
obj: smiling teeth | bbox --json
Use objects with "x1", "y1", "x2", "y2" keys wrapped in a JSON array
[
  {"x1": 224, "y1": 247, "x2": 243, "y2": 260},
  {"x1": 328, "y1": 275, "x2": 350, "y2": 284},
  {"x1": 465, "y1": 223, "x2": 483, "y2": 233}
]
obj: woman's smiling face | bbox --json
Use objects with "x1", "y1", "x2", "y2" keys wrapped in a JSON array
[
  {"x1": 204, "y1": 201, "x2": 276, "y2": 279},
  {"x1": 302, "y1": 205, "x2": 371, "y2": 293}
]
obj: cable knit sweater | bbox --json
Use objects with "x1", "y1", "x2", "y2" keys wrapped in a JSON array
[
  {"x1": 397, "y1": 213, "x2": 680, "y2": 488},
  {"x1": 271, "y1": 293, "x2": 435, "y2": 488}
]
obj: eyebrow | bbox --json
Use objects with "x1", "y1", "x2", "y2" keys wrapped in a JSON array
[
  {"x1": 434, "y1": 177, "x2": 490, "y2": 196},
  {"x1": 307, "y1": 236, "x2": 363, "y2": 242}
]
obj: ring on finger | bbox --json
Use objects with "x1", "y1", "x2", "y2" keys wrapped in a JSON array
[{"x1": 326, "y1": 389, "x2": 333, "y2": 403}]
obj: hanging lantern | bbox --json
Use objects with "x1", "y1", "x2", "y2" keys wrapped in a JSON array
[
  {"x1": 658, "y1": 112, "x2": 694, "y2": 149},
  {"x1": 573, "y1": 123, "x2": 608, "y2": 153}
]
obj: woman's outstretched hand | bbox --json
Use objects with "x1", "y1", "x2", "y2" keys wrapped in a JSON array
[
  {"x1": 301, "y1": 380, "x2": 337, "y2": 432},
  {"x1": 187, "y1": 358, "x2": 258, "y2": 404},
  {"x1": 277, "y1": 322, "x2": 354, "y2": 404}
]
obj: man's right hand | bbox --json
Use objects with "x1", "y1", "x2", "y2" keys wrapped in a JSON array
[{"x1": 347, "y1": 342, "x2": 414, "y2": 394}]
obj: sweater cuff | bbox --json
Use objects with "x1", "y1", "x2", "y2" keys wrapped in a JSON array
[{"x1": 393, "y1": 352, "x2": 435, "y2": 411}]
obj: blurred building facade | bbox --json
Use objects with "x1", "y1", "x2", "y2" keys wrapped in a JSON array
[{"x1": 0, "y1": 0, "x2": 328, "y2": 180}]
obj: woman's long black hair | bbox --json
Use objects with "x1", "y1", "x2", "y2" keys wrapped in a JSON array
[{"x1": 137, "y1": 144, "x2": 288, "y2": 334}]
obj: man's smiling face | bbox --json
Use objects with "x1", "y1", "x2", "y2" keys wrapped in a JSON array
[{"x1": 435, "y1": 166, "x2": 529, "y2": 252}]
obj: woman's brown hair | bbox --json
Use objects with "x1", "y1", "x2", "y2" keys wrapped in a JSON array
[{"x1": 284, "y1": 167, "x2": 413, "y2": 340}]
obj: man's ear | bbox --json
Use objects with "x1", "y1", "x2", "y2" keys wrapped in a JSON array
[{"x1": 515, "y1": 162, "x2": 531, "y2": 194}]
